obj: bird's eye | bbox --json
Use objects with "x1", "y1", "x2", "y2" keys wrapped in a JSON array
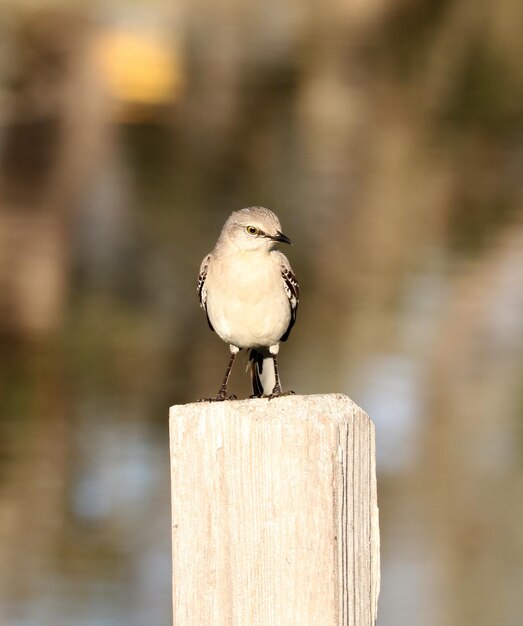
[{"x1": 246, "y1": 225, "x2": 258, "y2": 236}]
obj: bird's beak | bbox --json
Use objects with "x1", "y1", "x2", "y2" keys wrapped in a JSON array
[{"x1": 271, "y1": 231, "x2": 292, "y2": 245}]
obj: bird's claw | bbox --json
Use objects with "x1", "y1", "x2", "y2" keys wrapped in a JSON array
[
  {"x1": 197, "y1": 392, "x2": 237, "y2": 403},
  {"x1": 267, "y1": 388, "x2": 295, "y2": 401}
]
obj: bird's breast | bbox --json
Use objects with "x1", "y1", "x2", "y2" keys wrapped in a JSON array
[{"x1": 205, "y1": 253, "x2": 290, "y2": 348}]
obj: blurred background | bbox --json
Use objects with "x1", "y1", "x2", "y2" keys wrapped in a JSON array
[{"x1": 0, "y1": 0, "x2": 522, "y2": 624}]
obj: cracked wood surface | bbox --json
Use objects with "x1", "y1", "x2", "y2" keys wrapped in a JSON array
[{"x1": 170, "y1": 394, "x2": 379, "y2": 625}]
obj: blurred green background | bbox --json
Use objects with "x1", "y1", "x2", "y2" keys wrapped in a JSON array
[{"x1": 0, "y1": 1, "x2": 522, "y2": 625}]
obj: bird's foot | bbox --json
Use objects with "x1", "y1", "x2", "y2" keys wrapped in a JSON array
[
  {"x1": 198, "y1": 390, "x2": 237, "y2": 402},
  {"x1": 267, "y1": 386, "x2": 295, "y2": 401}
]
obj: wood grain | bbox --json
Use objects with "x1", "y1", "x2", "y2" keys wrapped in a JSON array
[{"x1": 169, "y1": 393, "x2": 379, "y2": 625}]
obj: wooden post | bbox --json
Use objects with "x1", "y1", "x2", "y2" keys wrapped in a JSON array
[{"x1": 169, "y1": 393, "x2": 380, "y2": 625}]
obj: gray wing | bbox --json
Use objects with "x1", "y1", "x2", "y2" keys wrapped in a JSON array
[
  {"x1": 274, "y1": 251, "x2": 299, "y2": 342},
  {"x1": 198, "y1": 253, "x2": 214, "y2": 331}
]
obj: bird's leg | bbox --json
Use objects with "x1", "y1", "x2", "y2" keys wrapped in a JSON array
[
  {"x1": 199, "y1": 346, "x2": 238, "y2": 402},
  {"x1": 267, "y1": 354, "x2": 295, "y2": 400},
  {"x1": 271, "y1": 354, "x2": 282, "y2": 395},
  {"x1": 216, "y1": 349, "x2": 237, "y2": 400}
]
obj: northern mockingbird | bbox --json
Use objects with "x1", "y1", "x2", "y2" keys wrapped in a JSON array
[{"x1": 198, "y1": 206, "x2": 299, "y2": 401}]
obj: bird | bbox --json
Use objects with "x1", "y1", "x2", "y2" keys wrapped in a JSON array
[{"x1": 197, "y1": 206, "x2": 299, "y2": 401}]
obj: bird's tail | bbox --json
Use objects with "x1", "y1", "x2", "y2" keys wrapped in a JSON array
[{"x1": 248, "y1": 348, "x2": 276, "y2": 397}]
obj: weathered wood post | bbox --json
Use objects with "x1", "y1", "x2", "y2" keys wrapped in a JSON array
[{"x1": 169, "y1": 394, "x2": 379, "y2": 625}]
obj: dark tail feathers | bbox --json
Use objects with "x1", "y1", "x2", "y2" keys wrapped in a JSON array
[
  {"x1": 249, "y1": 349, "x2": 265, "y2": 397},
  {"x1": 249, "y1": 349, "x2": 277, "y2": 397}
]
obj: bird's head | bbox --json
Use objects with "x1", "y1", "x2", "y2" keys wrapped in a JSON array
[{"x1": 220, "y1": 206, "x2": 292, "y2": 252}]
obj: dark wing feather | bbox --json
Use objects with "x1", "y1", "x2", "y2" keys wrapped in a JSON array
[
  {"x1": 275, "y1": 251, "x2": 299, "y2": 342},
  {"x1": 197, "y1": 253, "x2": 214, "y2": 332}
]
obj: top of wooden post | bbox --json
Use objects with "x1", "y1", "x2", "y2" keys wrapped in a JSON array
[
  {"x1": 169, "y1": 393, "x2": 380, "y2": 626},
  {"x1": 170, "y1": 392, "x2": 368, "y2": 423}
]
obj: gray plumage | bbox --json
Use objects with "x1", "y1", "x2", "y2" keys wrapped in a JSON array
[{"x1": 198, "y1": 206, "x2": 299, "y2": 400}]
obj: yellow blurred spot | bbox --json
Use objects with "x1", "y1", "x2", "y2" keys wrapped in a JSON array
[{"x1": 95, "y1": 28, "x2": 184, "y2": 117}]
